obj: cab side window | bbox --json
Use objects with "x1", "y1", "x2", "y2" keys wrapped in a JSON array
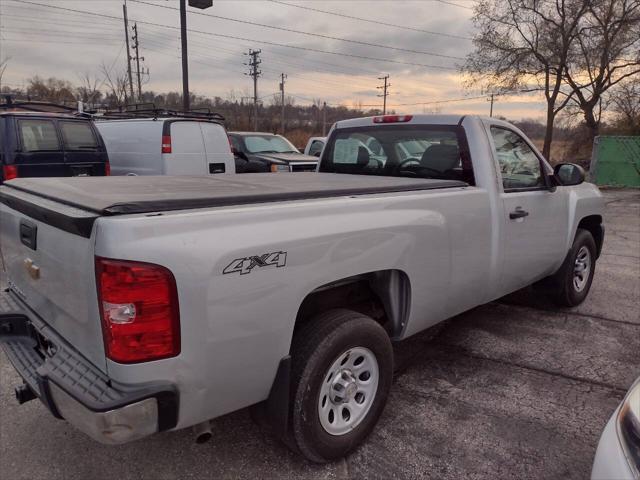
[{"x1": 490, "y1": 126, "x2": 544, "y2": 191}]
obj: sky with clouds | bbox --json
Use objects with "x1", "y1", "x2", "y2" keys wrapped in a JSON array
[{"x1": 0, "y1": 0, "x2": 549, "y2": 120}]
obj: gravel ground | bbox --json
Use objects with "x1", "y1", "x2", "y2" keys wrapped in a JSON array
[{"x1": 1, "y1": 188, "x2": 638, "y2": 480}]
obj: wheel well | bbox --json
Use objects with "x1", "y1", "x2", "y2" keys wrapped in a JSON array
[
  {"x1": 294, "y1": 270, "x2": 411, "y2": 338},
  {"x1": 577, "y1": 215, "x2": 604, "y2": 257}
]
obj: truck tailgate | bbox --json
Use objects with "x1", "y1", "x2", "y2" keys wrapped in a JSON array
[{"x1": 0, "y1": 188, "x2": 106, "y2": 370}]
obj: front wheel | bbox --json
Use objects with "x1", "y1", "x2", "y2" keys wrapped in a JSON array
[
  {"x1": 549, "y1": 228, "x2": 597, "y2": 307},
  {"x1": 290, "y1": 309, "x2": 393, "y2": 463}
]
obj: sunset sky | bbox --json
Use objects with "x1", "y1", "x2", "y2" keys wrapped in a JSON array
[{"x1": 0, "y1": 0, "x2": 549, "y2": 120}]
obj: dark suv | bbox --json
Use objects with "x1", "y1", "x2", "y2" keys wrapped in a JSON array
[{"x1": 0, "y1": 100, "x2": 109, "y2": 183}]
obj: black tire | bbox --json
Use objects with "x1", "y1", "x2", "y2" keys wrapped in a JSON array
[
  {"x1": 549, "y1": 228, "x2": 597, "y2": 307},
  {"x1": 290, "y1": 309, "x2": 393, "y2": 463}
]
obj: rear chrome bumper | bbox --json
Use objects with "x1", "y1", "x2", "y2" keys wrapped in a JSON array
[{"x1": 0, "y1": 288, "x2": 178, "y2": 444}]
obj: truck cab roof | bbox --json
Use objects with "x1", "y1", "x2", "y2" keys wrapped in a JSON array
[{"x1": 334, "y1": 114, "x2": 467, "y2": 129}]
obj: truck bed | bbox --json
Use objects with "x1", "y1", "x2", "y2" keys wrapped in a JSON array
[{"x1": 0, "y1": 174, "x2": 466, "y2": 236}]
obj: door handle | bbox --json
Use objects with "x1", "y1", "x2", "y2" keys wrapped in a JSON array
[{"x1": 509, "y1": 208, "x2": 529, "y2": 220}]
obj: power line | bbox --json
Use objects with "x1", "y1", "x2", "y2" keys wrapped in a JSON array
[
  {"x1": 367, "y1": 88, "x2": 546, "y2": 108},
  {"x1": 267, "y1": 0, "x2": 473, "y2": 41},
  {"x1": 1, "y1": 37, "x2": 121, "y2": 46},
  {"x1": 3, "y1": 1, "x2": 380, "y2": 77},
  {"x1": 132, "y1": 0, "x2": 464, "y2": 60},
  {"x1": 430, "y1": 0, "x2": 475, "y2": 10},
  {"x1": 10, "y1": 0, "x2": 457, "y2": 71},
  {"x1": 97, "y1": 41, "x2": 127, "y2": 93}
]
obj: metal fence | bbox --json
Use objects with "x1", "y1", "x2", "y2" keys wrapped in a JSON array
[{"x1": 590, "y1": 136, "x2": 640, "y2": 187}]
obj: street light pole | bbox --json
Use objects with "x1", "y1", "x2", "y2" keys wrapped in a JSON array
[{"x1": 180, "y1": 0, "x2": 189, "y2": 111}]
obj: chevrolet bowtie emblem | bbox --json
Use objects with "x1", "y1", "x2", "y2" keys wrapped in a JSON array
[{"x1": 24, "y1": 258, "x2": 40, "y2": 280}]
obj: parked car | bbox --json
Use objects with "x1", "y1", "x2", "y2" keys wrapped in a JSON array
[
  {"x1": 95, "y1": 109, "x2": 235, "y2": 176},
  {"x1": 304, "y1": 136, "x2": 326, "y2": 157},
  {"x1": 0, "y1": 114, "x2": 604, "y2": 463},
  {"x1": 592, "y1": 376, "x2": 640, "y2": 479},
  {"x1": 229, "y1": 132, "x2": 318, "y2": 172},
  {"x1": 0, "y1": 100, "x2": 109, "y2": 183}
]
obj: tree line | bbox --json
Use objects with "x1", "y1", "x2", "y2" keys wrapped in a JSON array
[{"x1": 464, "y1": 0, "x2": 640, "y2": 159}]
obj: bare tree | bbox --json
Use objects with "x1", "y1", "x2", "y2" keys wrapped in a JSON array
[
  {"x1": 464, "y1": 0, "x2": 589, "y2": 160},
  {"x1": 609, "y1": 77, "x2": 640, "y2": 134},
  {"x1": 76, "y1": 72, "x2": 102, "y2": 107},
  {"x1": 100, "y1": 62, "x2": 130, "y2": 107},
  {"x1": 563, "y1": 0, "x2": 640, "y2": 141}
]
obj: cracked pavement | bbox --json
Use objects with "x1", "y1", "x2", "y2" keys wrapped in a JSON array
[{"x1": 1, "y1": 189, "x2": 638, "y2": 479}]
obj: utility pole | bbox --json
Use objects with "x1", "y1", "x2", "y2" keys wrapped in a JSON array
[
  {"x1": 131, "y1": 23, "x2": 144, "y2": 100},
  {"x1": 122, "y1": 1, "x2": 134, "y2": 103},
  {"x1": 177, "y1": 1, "x2": 213, "y2": 111},
  {"x1": 322, "y1": 102, "x2": 327, "y2": 136},
  {"x1": 488, "y1": 93, "x2": 495, "y2": 117},
  {"x1": 377, "y1": 74, "x2": 390, "y2": 115},
  {"x1": 179, "y1": 0, "x2": 189, "y2": 111},
  {"x1": 279, "y1": 73, "x2": 287, "y2": 134},
  {"x1": 245, "y1": 49, "x2": 261, "y2": 131}
]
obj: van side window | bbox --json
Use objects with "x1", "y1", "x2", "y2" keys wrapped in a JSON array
[
  {"x1": 490, "y1": 126, "x2": 544, "y2": 190},
  {"x1": 19, "y1": 120, "x2": 60, "y2": 152},
  {"x1": 60, "y1": 122, "x2": 98, "y2": 150}
]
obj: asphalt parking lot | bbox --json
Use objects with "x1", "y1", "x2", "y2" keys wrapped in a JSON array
[{"x1": 1, "y1": 188, "x2": 638, "y2": 480}]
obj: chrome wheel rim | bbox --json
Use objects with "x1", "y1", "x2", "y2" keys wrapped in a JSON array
[
  {"x1": 573, "y1": 246, "x2": 591, "y2": 292},
  {"x1": 318, "y1": 347, "x2": 379, "y2": 436}
]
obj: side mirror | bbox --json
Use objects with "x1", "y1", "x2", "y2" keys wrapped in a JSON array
[{"x1": 554, "y1": 163, "x2": 585, "y2": 186}]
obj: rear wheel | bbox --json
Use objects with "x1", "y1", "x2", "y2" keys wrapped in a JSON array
[
  {"x1": 549, "y1": 228, "x2": 597, "y2": 307},
  {"x1": 290, "y1": 309, "x2": 393, "y2": 463}
]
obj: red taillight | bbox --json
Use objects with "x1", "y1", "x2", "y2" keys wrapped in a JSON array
[
  {"x1": 161, "y1": 135, "x2": 172, "y2": 154},
  {"x1": 104, "y1": 162, "x2": 111, "y2": 176},
  {"x1": 95, "y1": 257, "x2": 180, "y2": 363},
  {"x1": 373, "y1": 115, "x2": 413, "y2": 123},
  {"x1": 2, "y1": 165, "x2": 18, "y2": 181}
]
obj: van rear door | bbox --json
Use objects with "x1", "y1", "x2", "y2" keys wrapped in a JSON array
[
  {"x1": 165, "y1": 121, "x2": 207, "y2": 175},
  {"x1": 13, "y1": 117, "x2": 66, "y2": 177},
  {"x1": 59, "y1": 120, "x2": 108, "y2": 176},
  {"x1": 200, "y1": 122, "x2": 235, "y2": 174}
]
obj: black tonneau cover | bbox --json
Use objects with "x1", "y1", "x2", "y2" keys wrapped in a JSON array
[{"x1": 0, "y1": 174, "x2": 467, "y2": 236}]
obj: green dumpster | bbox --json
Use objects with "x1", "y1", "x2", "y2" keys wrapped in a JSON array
[{"x1": 590, "y1": 136, "x2": 640, "y2": 187}]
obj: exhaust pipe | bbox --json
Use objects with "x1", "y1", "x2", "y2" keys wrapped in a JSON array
[{"x1": 193, "y1": 421, "x2": 212, "y2": 444}]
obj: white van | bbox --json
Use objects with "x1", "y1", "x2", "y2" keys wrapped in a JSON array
[{"x1": 96, "y1": 116, "x2": 235, "y2": 176}]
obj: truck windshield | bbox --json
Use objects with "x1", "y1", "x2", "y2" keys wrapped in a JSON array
[
  {"x1": 243, "y1": 135, "x2": 298, "y2": 154},
  {"x1": 319, "y1": 124, "x2": 474, "y2": 184}
]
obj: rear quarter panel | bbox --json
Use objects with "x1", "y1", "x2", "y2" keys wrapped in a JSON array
[{"x1": 94, "y1": 186, "x2": 492, "y2": 429}]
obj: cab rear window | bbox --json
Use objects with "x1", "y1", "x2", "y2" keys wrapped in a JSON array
[
  {"x1": 320, "y1": 124, "x2": 474, "y2": 185},
  {"x1": 19, "y1": 119, "x2": 60, "y2": 152},
  {"x1": 60, "y1": 121, "x2": 98, "y2": 150}
]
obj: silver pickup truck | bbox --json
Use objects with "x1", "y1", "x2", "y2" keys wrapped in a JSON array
[{"x1": 0, "y1": 115, "x2": 605, "y2": 462}]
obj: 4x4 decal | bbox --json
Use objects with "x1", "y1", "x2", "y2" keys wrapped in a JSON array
[{"x1": 223, "y1": 251, "x2": 287, "y2": 275}]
